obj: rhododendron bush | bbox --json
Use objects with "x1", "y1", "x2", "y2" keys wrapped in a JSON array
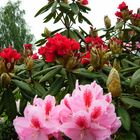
[{"x1": 0, "y1": 1, "x2": 140, "y2": 140}]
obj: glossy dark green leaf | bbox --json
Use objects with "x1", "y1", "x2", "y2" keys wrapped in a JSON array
[
  {"x1": 69, "y1": 30, "x2": 79, "y2": 41},
  {"x1": 46, "y1": 77, "x2": 64, "y2": 96},
  {"x1": 35, "y1": 38, "x2": 46, "y2": 46},
  {"x1": 51, "y1": 1, "x2": 58, "y2": 13},
  {"x1": 120, "y1": 97, "x2": 140, "y2": 109},
  {"x1": 51, "y1": 28, "x2": 63, "y2": 36},
  {"x1": 34, "y1": 81, "x2": 48, "y2": 96},
  {"x1": 60, "y1": 2, "x2": 71, "y2": 10},
  {"x1": 19, "y1": 97, "x2": 27, "y2": 114},
  {"x1": 129, "y1": 24, "x2": 140, "y2": 32},
  {"x1": 117, "y1": 107, "x2": 131, "y2": 131},
  {"x1": 67, "y1": 72, "x2": 76, "y2": 93},
  {"x1": 78, "y1": 12, "x2": 83, "y2": 23},
  {"x1": 39, "y1": 66, "x2": 62, "y2": 83},
  {"x1": 35, "y1": 2, "x2": 54, "y2": 17},
  {"x1": 70, "y1": 3, "x2": 79, "y2": 14},
  {"x1": 33, "y1": 65, "x2": 62, "y2": 78},
  {"x1": 82, "y1": 15, "x2": 92, "y2": 25},
  {"x1": 54, "y1": 12, "x2": 63, "y2": 23},
  {"x1": 43, "y1": 12, "x2": 55, "y2": 23},
  {"x1": 73, "y1": 29, "x2": 85, "y2": 42},
  {"x1": 130, "y1": 68, "x2": 140, "y2": 87}
]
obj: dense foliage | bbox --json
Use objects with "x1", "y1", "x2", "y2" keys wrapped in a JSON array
[{"x1": 0, "y1": 0, "x2": 140, "y2": 139}]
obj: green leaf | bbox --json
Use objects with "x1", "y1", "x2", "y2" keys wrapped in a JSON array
[
  {"x1": 72, "y1": 68, "x2": 104, "y2": 79},
  {"x1": 130, "y1": 68, "x2": 140, "y2": 87},
  {"x1": 117, "y1": 107, "x2": 131, "y2": 131},
  {"x1": 77, "y1": 2, "x2": 91, "y2": 12},
  {"x1": 69, "y1": 30, "x2": 79, "y2": 41},
  {"x1": 43, "y1": 12, "x2": 55, "y2": 23},
  {"x1": 70, "y1": 3, "x2": 79, "y2": 14},
  {"x1": 3, "y1": 90, "x2": 17, "y2": 120},
  {"x1": 67, "y1": 72, "x2": 76, "y2": 93},
  {"x1": 73, "y1": 29, "x2": 85, "y2": 42},
  {"x1": 54, "y1": 12, "x2": 63, "y2": 23},
  {"x1": 78, "y1": 12, "x2": 83, "y2": 23},
  {"x1": 51, "y1": 28, "x2": 63, "y2": 35},
  {"x1": 120, "y1": 97, "x2": 140, "y2": 109},
  {"x1": 129, "y1": 24, "x2": 140, "y2": 32},
  {"x1": 51, "y1": 1, "x2": 58, "y2": 13},
  {"x1": 35, "y1": 2, "x2": 54, "y2": 17},
  {"x1": 33, "y1": 65, "x2": 62, "y2": 78},
  {"x1": 35, "y1": 38, "x2": 46, "y2": 46},
  {"x1": 46, "y1": 77, "x2": 64, "y2": 96},
  {"x1": 39, "y1": 66, "x2": 62, "y2": 83},
  {"x1": 12, "y1": 80, "x2": 36, "y2": 97},
  {"x1": 60, "y1": 2, "x2": 71, "y2": 10},
  {"x1": 19, "y1": 97, "x2": 27, "y2": 114},
  {"x1": 114, "y1": 21, "x2": 123, "y2": 29},
  {"x1": 34, "y1": 81, "x2": 48, "y2": 96},
  {"x1": 82, "y1": 15, "x2": 93, "y2": 26}
]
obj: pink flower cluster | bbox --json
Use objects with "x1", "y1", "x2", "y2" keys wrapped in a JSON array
[{"x1": 14, "y1": 81, "x2": 121, "y2": 140}]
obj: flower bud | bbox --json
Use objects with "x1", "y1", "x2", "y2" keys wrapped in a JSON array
[
  {"x1": 89, "y1": 27, "x2": 98, "y2": 37},
  {"x1": 109, "y1": 37, "x2": 122, "y2": 54},
  {"x1": 25, "y1": 57, "x2": 34, "y2": 71},
  {"x1": 44, "y1": 27, "x2": 51, "y2": 38},
  {"x1": 0, "y1": 60, "x2": 6, "y2": 75},
  {"x1": 113, "y1": 59, "x2": 121, "y2": 72},
  {"x1": 104, "y1": 15, "x2": 111, "y2": 29},
  {"x1": 0, "y1": 73, "x2": 11, "y2": 87},
  {"x1": 107, "y1": 68, "x2": 121, "y2": 98}
]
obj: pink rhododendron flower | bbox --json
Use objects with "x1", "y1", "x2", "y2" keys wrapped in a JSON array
[
  {"x1": 14, "y1": 95, "x2": 61, "y2": 140},
  {"x1": 14, "y1": 81, "x2": 121, "y2": 140},
  {"x1": 59, "y1": 81, "x2": 121, "y2": 140}
]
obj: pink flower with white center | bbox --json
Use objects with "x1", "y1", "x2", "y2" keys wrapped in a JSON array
[
  {"x1": 13, "y1": 105, "x2": 50, "y2": 140},
  {"x1": 14, "y1": 95, "x2": 61, "y2": 140}
]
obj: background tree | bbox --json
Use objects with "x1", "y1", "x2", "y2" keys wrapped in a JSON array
[{"x1": 0, "y1": 0, "x2": 34, "y2": 52}]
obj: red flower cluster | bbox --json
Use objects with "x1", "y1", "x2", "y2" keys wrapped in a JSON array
[
  {"x1": 115, "y1": 2, "x2": 133, "y2": 20},
  {"x1": 38, "y1": 33, "x2": 80, "y2": 62},
  {"x1": 81, "y1": 36, "x2": 108, "y2": 65},
  {"x1": 85, "y1": 36, "x2": 108, "y2": 50},
  {"x1": 81, "y1": 51, "x2": 90, "y2": 65},
  {"x1": 0, "y1": 47, "x2": 21, "y2": 63},
  {"x1": 81, "y1": 0, "x2": 88, "y2": 5},
  {"x1": 132, "y1": 13, "x2": 140, "y2": 19},
  {"x1": 23, "y1": 44, "x2": 32, "y2": 50},
  {"x1": 118, "y1": 1, "x2": 128, "y2": 11},
  {"x1": 32, "y1": 53, "x2": 39, "y2": 60},
  {"x1": 109, "y1": 37, "x2": 122, "y2": 45}
]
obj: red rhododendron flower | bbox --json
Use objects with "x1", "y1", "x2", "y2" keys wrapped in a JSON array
[
  {"x1": 81, "y1": 0, "x2": 88, "y2": 5},
  {"x1": 81, "y1": 51, "x2": 90, "y2": 65},
  {"x1": 85, "y1": 36, "x2": 108, "y2": 51},
  {"x1": 115, "y1": 11, "x2": 122, "y2": 18},
  {"x1": 118, "y1": 2, "x2": 128, "y2": 11},
  {"x1": 0, "y1": 47, "x2": 21, "y2": 63},
  {"x1": 23, "y1": 44, "x2": 32, "y2": 50},
  {"x1": 32, "y1": 53, "x2": 39, "y2": 60},
  {"x1": 38, "y1": 33, "x2": 80, "y2": 62}
]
